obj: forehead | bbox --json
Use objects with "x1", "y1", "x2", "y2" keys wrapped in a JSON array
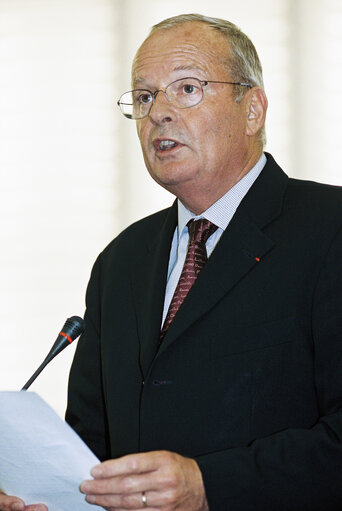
[{"x1": 132, "y1": 22, "x2": 231, "y2": 86}]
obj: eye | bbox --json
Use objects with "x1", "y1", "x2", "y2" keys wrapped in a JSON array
[
  {"x1": 133, "y1": 91, "x2": 153, "y2": 105},
  {"x1": 138, "y1": 93, "x2": 152, "y2": 104},
  {"x1": 182, "y1": 83, "x2": 196, "y2": 94}
]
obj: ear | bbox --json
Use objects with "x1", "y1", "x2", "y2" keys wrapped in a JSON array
[{"x1": 245, "y1": 87, "x2": 268, "y2": 137}]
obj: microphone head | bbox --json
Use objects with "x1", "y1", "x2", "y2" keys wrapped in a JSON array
[{"x1": 61, "y1": 316, "x2": 85, "y2": 341}]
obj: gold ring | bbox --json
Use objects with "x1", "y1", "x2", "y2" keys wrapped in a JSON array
[{"x1": 141, "y1": 491, "x2": 147, "y2": 507}]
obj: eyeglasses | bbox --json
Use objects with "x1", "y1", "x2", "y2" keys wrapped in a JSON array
[{"x1": 117, "y1": 76, "x2": 252, "y2": 120}]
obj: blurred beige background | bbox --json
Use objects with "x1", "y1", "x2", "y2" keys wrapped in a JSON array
[{"x1": 1, "y1": 0, "x2": 341, "y2": 417}]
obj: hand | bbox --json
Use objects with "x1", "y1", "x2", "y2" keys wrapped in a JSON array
[
  {"x1": 80, "y1": 450, "x2": 209, "y2": 510},
  {"x1": 0, "y1": 491, "x2": 48, "y2": 511}
]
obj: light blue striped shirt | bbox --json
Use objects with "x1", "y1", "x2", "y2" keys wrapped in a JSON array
[{"x1": 161, "y1": 153, "x2": 267, "y2": 326}]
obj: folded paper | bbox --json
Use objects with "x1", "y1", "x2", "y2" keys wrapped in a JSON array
[{"x1": 0, "y1": 391, "x2": 102, "y2": 511}]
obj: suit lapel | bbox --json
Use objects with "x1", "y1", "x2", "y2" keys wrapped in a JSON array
[
  {"x1": 157, "y1": 154, "x2": 289, "y2": 356},
  {"x1": 132, "y1": 154, "x2": 289, "y2": 372},
  {"x1": 132, "y1": 203, "x2": 177, "y2": 376}
]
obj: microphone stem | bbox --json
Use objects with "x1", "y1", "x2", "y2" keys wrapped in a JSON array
[
  {"x1": 21, "y1": 357, "x2": 50, "y2": 391},
  {"x1": 20, "y1": 316, "x2": 85, "y2": 391}
]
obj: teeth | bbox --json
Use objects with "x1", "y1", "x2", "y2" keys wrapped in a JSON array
[{"x1": 159, "y1": 140, "x2": 177, "y2": 150}]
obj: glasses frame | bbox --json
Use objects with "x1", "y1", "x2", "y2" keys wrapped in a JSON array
[{"x1": 117, "y1": 77, "x2": 252, "y2": 120}]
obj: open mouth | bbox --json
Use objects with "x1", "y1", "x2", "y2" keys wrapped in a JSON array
[{"x1": 153, "y1": 139, "x2": 182, "y2": 152}]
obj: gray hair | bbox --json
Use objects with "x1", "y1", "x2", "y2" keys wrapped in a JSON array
[{"x1": 150, "y1": 13, "x2": 266, "y2": 146}]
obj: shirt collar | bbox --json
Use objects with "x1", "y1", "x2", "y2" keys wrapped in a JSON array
[{"x1": 177, "y1": 153, "x2": 267, "y2": 240}]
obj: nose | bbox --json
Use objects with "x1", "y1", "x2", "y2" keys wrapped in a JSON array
[{"x1": 148, "y1": 90, "x2": 175, "y2": 124}]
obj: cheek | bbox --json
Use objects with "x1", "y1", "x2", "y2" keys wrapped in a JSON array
[
  {"x1": 199, "y1": 116, "x2": 233, "y2": 153},
  {"x1": 136, "y1": 121, "x2": 144, "y2": 143},
  {"x1": 136, "y1": 123, "x2": 149, "y2": 156}
]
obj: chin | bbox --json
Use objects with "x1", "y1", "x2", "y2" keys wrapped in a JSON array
[
  {"x1": 153, "y1": 176, "x2": 199, "y2": 202},
  {"x1": 149, "y1": 162, "x2": 198, "y2": 186},
  {"x1": 151, "y1": 171, "x2": 187, "y2": 188}
]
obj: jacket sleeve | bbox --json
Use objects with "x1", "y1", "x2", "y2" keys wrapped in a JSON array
[
  {"x1": 65, "y1": 254, "x2": 110, "y2": 462},
  {"x1": 196, "y1": 227, "x2": 342, "y2": 511}
]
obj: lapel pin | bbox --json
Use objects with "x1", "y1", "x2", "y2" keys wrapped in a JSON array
[{"x1": 242, "y1": 249, "x2": 261, "y2": 262}]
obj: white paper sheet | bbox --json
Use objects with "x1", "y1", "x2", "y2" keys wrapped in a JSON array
[{"x1": 0, "y1": 391, "x2": 103, "y2": 510}]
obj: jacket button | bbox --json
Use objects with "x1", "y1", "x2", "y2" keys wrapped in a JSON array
[{"x1": 153, "y1": 379, "x2": 173, "y2": 386}]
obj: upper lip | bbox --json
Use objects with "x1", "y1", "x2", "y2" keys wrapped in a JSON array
[{"x1": 152, "y1": 137, "x2": 183, "y2": 150}]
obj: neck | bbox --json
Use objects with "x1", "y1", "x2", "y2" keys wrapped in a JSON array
[{"x1": 174, "y1": 151, "x2": 263, "y2": 215}]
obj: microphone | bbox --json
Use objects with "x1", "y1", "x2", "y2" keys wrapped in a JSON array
[{"x1": 21, "y1": 315, "x2": 85, "y2": 391}]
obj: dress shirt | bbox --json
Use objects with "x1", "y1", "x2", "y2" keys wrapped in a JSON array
[{"x1": 161, "y1": 153, "x2": 267, "y2": 326}]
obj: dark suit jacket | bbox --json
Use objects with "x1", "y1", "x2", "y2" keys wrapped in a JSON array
[{"x1": 66, "y1": 154, "x2": 342, "y2": 510}]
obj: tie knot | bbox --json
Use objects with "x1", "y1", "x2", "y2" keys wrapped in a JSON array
[{"x1": 187, "y1": 218, "x2": 218, "y2": 244}]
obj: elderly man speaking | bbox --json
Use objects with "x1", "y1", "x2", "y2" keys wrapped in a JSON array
[{"x1": 2, "y1": 13, "x2": 342, "y2": 511}]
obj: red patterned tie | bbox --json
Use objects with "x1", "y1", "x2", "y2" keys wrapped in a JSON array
[{"x1": 160, "y1": 218, "x2": 218, "y2": 342}]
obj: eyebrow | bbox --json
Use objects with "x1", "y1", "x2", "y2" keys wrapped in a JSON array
[
  {"x1": 132, "y1": 77, "x2": 147, "y2": 87},
  {"x1": 132, "y1": 65, "x2": 205, "y2": 88},
  {"x1": 173, "y1": 64, "x2": 203, "y2": 73}
]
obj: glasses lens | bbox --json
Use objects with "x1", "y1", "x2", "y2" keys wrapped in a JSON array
[
  {"x1": 118, "y1": 78, "x2": 203, "y2": 119},
  {"x1": 118, "y1": 90, "x2": 153, "y2": 119},
  {"x1": 166, "y1": 78, "x2": 203, "y2": 108}
]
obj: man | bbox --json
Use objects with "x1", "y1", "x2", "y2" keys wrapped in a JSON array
[{"x1": 2, "y1": 13, "x2": 342, "y2": 511}]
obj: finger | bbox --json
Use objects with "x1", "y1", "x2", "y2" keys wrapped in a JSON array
[
  {"x1": 91, "y1": 451, "x2": 169, "y2": 479},
  {"x1": 24, "y1": 505, "x2": 48, "y2": 511},
  {"x1": 104, "y1": 508, "x2": 154, "y2": 511},
  {"x1": 104, "y1": 507, "x2": 154, "y2": 511},
  {"x1": 81, "y1": 468, "x2": 165, "y2": 496},
  {"x1": 85, "y1": 490, "x2": 158, "y2": 509},
  {"x1": 0, "y1": 494, "x2": 25, "y2": 511},
  {"x1": 105, "y1": 509, "x2": 154, "y2": 511},
  {"x1": 0, "y1": 492, "x2": 48, "y2": 511}
]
